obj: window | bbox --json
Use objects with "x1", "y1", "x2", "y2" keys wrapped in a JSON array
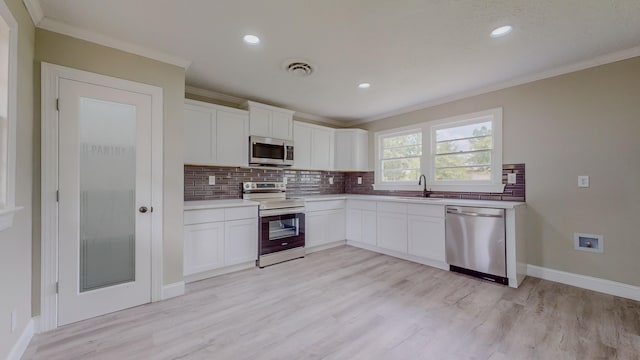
[
  {"x1": 374, "y1": 108, "x2": 503, "y2": 192},
  {"x1": 379, "y1": 129, "x2": 422, "y2": 183}
]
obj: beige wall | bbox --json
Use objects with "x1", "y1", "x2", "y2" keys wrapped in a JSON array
[
  {"x1": 0, "y1": 0, "x2": 34, "y2": 358},
  {"x1": 362, "y1": 57, "x2": 640, "y2": 286},
  {"x1": 32, "y1": 29, "x2": 186, "y2": 314}
]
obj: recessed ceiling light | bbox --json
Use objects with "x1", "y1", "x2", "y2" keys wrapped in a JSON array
[
  {"x1": 243, "y1": 34, "x2": 260, "y2": 45},
  {"x1": 358, "y1": 83, "x2": 371, "y2": 89},
  {"x1": 490, "y1": 25, "x2": 512, "y2": 38}
]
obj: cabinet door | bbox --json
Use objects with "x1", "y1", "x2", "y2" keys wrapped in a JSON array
[
  {"x1": 184, "y1": 107, "x2": 214, "y2": 164},
  {"x1": 353, "y1": 131, "x2": 369, "y2": 171},
  {"x1": 216, "y1": 110, "x2": 249, "y2": 166},
  {"x1": 184, "y1": 222, "x2": 225, "y2": 275},
  {"x1": 408, "y1": 215, "x2": 445, "y2": 262},
  {"x1": 328, "y1": 209, "x2": 345, "y2": 242},
  {"x1": 334, "y1": 131, "x2": 352, "y2": 171},
  {"x1": 305, "y1": 212, "x2": 327, "y2": 248},
  {"x1": 224, "y1": 218, "x2": 258, "y2": 266},
  {"x1": 311, "y1": 127, "x2": 334, "y2": 170},
  {"x1": 377, "y1": 211, "x2": 407, "y2": 253},
  {"x1": 271, "y1": 111, "x2": 293, "y2": 140},
  {"x1": 346, "y1": 208, "x2": 362, "y2": 242},
  {"x1": 361, "y1": 210, "x2": 377, "y2": 246},
  {"x1": 249, "y1": 107, "x2": 271, "y2": 137},
  {"x1": 293, "y1": 122, "x2": 312, "y2": 169}
]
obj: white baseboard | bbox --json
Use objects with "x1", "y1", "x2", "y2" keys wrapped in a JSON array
[
  {"x1": 184, "y1": 261, "x2": 257, "y2": 284},
  {"x1": 7, "y1": 317, "x2": 35, "y2": 360},
  {"x1": 527, "y1": 265, "x2": 640, "y2": 302},
  {"x1": 161, "y1": 281, "x2": 185, "y2": 300}
]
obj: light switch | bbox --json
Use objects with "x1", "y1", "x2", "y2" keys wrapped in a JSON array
[
  {"x1": 208, "y1": 176, "x2": 216, "y2": 185},
  {"x1": 329, "y1": 177, "x2": 334, "y2": 185},
  {"x1": 578, "y1": 175, "x2": 589, "y2": 188},
  {"x1": 357, "y1": 177, "x2": 363, "y2": 185},
  {"x1": 507, "y1": 173, "x2": 517, "y2": 184}
]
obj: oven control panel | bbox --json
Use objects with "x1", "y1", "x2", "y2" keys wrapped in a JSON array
[{"x1": 243, "y1": 182, "x2": 286, "y2": 192}]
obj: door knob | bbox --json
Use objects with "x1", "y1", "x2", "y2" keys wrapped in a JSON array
[{"x1": 139, "y1": 206, "x2": 148, "y2": 213}]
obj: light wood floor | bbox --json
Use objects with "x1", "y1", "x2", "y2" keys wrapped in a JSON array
[{"x1": 24, "y1": 246, "x2": 640, "y2": 360}]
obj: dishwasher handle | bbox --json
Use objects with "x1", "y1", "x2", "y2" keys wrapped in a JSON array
[{"x1": 446, "y1": 207, "x2": 504, "y2": 218}]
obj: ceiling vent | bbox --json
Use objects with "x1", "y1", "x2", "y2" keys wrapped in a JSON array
[{"x1": 284, "y1": 60, "x2": 314, "y2": 77}]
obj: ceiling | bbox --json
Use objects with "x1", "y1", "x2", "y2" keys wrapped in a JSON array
[{"x1": 30, "y1": 0, "x2": 640, "y2": 124}]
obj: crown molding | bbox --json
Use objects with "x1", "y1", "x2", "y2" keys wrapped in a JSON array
[
  {"x1": 37, "y1": 17, "x2": 191, "y2": 69},
  {"x1": 22, "y1": 0, "x2": 43, "y2": 25},
  {"x1": 348, "y1": 45, "x2": 640, "y2": 125},
  {"x1": 185, "y1": 85, "x2": 346, "y2": 127}
]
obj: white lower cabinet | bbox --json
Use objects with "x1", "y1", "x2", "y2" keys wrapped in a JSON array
[
  {"x1": 406, "y1": 204, "x2": 445, "y2": 262},
  {"x1": 377, "y1": 208, "x2": 408, "y2": 253},
  {"x1": 224, "y1": 218, "x2": 258, "y2": 266},
  {"x1": 305, "y1": 200, "x2": 346, "y2": 248},
  {"x1": 184, "y1": 222, "x2": 225, "y2": 276},
  {"x1": 306, "y1": 209, "x2": 345, "y2": 248},
  {"x1": 184, "y1": 205, "x2": 258, "y2": 278},
  {"x1": 346, "y1": 200, "x2": 377, "y2": 245},
  {"x1": 407, "y1": 215, "x2": 445, "y2": 262}
]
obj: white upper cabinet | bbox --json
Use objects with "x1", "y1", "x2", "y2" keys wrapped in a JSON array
[
  {"x1": 184, "y1": 99, "x2": 249, "y2": 166},
  {"x1": 293, "y1": 121, "x2": 334, "y2": 170},
  {"x1": 334, "y1": 129, "x2": 369, "y2": 171},
  {"x1": 243, "y1": 101, "x2": 294, "y2": 140}
]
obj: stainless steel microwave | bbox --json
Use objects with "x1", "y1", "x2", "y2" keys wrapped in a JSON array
[{"x1": 249, "y1": 135, "x2": 294, "y2": 166}]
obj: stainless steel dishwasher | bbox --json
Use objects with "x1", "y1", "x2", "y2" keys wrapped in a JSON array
[{"x1": 445, "y1": 206, "x2": 507, "y2": 285}]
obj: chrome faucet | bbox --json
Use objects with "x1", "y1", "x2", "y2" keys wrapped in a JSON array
[{"x1": 418, "y1": 174, "x2": 431, "y2": 198}]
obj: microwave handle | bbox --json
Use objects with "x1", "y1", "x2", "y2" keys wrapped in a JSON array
[{"x1": 284, "y1": 143, "x2": 290, "y2": 161}]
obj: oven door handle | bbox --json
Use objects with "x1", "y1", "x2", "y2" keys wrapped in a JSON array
[{"x1": 260, "y1": 207, "x2": 305, "y2": 217}]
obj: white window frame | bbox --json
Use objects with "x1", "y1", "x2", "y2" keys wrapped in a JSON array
[
  {"x1": 0, "y1": 1, "x2": 22, "y2": 231},
  {"x1": 428, "y1": 108, "x2": 504, "y2": 192},
  {"x1": 374, "y1": 108, "x2": 504, "y2": 193},
  {"x1": 374, "y1": 126, "x2": 424, "y2": 191}
]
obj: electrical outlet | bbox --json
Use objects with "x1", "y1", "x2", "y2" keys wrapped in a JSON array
[
  {"x1": 507, "y1": 173, "x2": 517, "y2": 184},
  {"x1": 11, "y1": 309, "x2": 16, "y2": 333},
  {"x1": 208, "y1": 176, "x2": 216, "y2": 185},
  {"x1": 578, "y1": 175, "x2": 589, "y2": 188},
  {"x1": 357, "y1": 177, "x2": 363, "y2": 185},
  {"x1": 329, "y1": 177, "x2": 334, "y2": 185},
  {"x1": 282, "y1": 177, "x2": 287, "y2": 185}
]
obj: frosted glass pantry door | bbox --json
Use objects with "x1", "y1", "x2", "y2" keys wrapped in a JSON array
[{"x1": 58, "y1": 78, "x2": 152, "y2": 326}]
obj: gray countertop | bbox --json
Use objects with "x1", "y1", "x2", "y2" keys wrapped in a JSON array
[{"x1": 292, "y1": 194, "x2": 525, "y2": 209}]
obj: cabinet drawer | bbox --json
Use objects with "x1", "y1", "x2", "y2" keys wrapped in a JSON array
[
  {"x1": 377, "y1": 201, "x2": 407, "y2": 214},
  {"x1": 305, "y1": 199, "x2": 345, "y2": 212},
  {"x1": 347, "y1": 200, "x2": 377, "y2": 211},
  {"x1": 184, "y1": 208, "x2": 225, "y2": 225},
  {"x1": 225, "y1": 206, "x2": 258, "y2": 221},
  {"x1": 407, "y1": 204, "x2": 444, "y2": 218}
]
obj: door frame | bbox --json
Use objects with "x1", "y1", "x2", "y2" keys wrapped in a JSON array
[{"x1": 40, "y1": 62, "x2": 164, "y2": 332}]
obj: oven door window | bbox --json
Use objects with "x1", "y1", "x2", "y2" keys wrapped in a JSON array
[
  {"x1": 253, "y1": 142, "x2": 284, "y2": 160},
  {"x1": 260, "y1": 213, "x2": 305, "y2": 255},
  {"x1": 268, "y1": 217, "x2": 298, "y2": 240}
]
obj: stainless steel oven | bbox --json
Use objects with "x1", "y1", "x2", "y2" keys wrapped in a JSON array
[
  {"x1": 243, "y1": 182, "x2": 305, "y2": 267},
  {"x1": 249, "y1": 136, "x2": 294, "y2": 167},
  {"x1": 259, "y1": 212, "x2": 305, "y2": 266}
]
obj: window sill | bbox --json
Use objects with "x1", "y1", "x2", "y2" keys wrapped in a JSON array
[
  {"x1": 0, "y1": 205, "x2": 23, "y2": 231},
  {"x1": 373, "y1": 183, "x2": 506, "y2": 193}
]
